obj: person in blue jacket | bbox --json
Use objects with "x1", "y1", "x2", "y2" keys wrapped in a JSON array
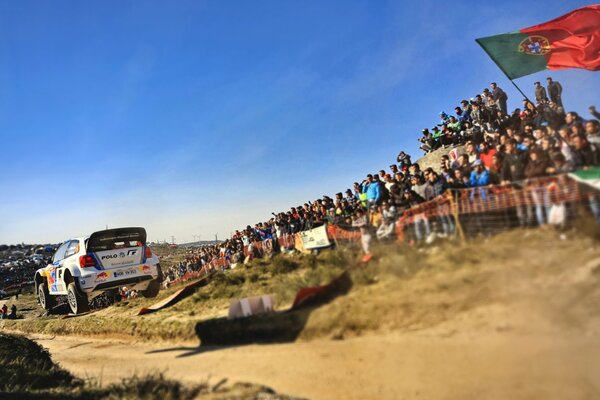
[
  {"x1": 469, "y1": 160, "x2": 490, "y2": 187},
  {"x1": 362, "y1": 174, "x2": 381, "y2": 209}
]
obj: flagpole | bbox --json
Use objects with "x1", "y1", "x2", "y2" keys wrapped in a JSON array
[
  {"x1": 475, "y1": 38, "x2": 536, "y2": 108},
  {"x1": 506, "y1": 77, "x2": 534, "y2": 107}
]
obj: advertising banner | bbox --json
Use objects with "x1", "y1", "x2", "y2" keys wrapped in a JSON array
[{"x1": 299, "y1": 225, "x2": 331, "y2": 250}]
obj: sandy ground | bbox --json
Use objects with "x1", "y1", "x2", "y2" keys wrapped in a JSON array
[
  {"x1": 33, "y1": 328, "x2": 600, "y2": 400},
  {"x1": 14, "y1": 231, "x2": 600, "y2": 399}
]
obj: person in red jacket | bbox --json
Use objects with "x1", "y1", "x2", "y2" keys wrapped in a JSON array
[{"x1": 479, "y1": 141, "x2": 497, "y2": 169}]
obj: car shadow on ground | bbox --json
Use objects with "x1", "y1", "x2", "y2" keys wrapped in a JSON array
[{"x1": 145, "y1": 271, "x2": 353, "y2": 358}]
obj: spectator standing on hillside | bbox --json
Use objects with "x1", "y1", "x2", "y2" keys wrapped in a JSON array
[
  {"x1": 352, "y1": 208, "x2": 372, "y2": 257},
  {"x1": 363, "y1": 174, "x2": 381, "y2": 209},
  {"x1": 491, "y1": 82, "x2": 508, "y2": 114},
  {"x1": 546, "y1": 77, "x2": 563, "y2": 107},
  {"x1": 586, "y1": 120, "x2": 600, "y2": 145},
  {"x1": 455, "y1": 106, "x2": 470, "y2": 124},
  {"x1": 8, "y1": 304, "x2": 17, "y2": 319},
  {"x1": 590, "y1": 105, "x2": 600, "y2": 121},
  {"x1": 479, "y1": 141, "x2": 497, "y2": 169},
  {"x1": 572, "y1": 134, "x2": 600, "y2": 168},
  {"x1": 410, "y1": 175, "x2": 427, "y2": 200},
  {"x1": 501, "y1": 139, "x2": 527, "y2": 183},
  {"x1": 376, "y1": 201, "x2": 397, "y2": 240},
  {"x1": 469, "y1": 160, "x2": 490, "y2": 187},
  {"x1": 534, "y1": 81, "x2": 548, "y2": 103},
  {"x1": 524, "y1": 149, "x2": 550, "y2": 179},
  {"x1": 397, "y1": 151, "x2": 411, "y2": 170},
  {"x1": 424, "y1": 171, "x2": 446, "y2": 200}
]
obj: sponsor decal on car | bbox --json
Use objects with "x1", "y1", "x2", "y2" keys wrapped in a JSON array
[
  {"x1": 95, "y1": 272, "x2": 109, "y2": 282},
  {"x1": 139, "y1": 265, "x2": 152, "y2": 274},
  {"x1": 46, "y1": 266, "x2": 58, "y2": 292}
]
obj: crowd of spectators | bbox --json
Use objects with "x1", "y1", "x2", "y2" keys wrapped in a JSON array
[
  {"x1": 1, "y1": 255, "x2": 48, "y2": 291},
  {"x1": 174, "y1": 77, "x2": 599, "y2": 269}
]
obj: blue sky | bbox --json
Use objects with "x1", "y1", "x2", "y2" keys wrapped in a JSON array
[{"x1": 1, "y1": 0, "x2": 598, "y2": 244}]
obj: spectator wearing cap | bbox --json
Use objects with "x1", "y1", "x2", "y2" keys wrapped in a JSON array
[
  {"x1": 491, "y1": 82, "x2": 508, "y2": 114},
  {"x1": 431, "y1": 126, "x2": 443, "y2": 150},
  {"x1": 534, "y1": 81, "x2": 548, "y2": 103},
  {"x1": 398, "y1": 189, "x2": 424, "y2": 212},
  {"x1": 439, "y1": 111, "x2": 450, "y2": 126},
  {"x1": 419, "y1": 128, "x2": 433, "y2": 154},
  {"x1": 546, "y1": 77, "x2": 563, "y2": 108},
  {"x1": 482, "y1": 88, "x2": 491, "y2": 107},
  {"x1": 469, "y1": 160, "x2": 490, "y2": 187}
]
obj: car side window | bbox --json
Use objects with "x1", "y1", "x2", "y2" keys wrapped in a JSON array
[
  {"x1": 64, "y1": 240, "x2": 80, "y2": 259},
  {"x1": 52, "y1": 242, "x2": 70, "y2": 263}
]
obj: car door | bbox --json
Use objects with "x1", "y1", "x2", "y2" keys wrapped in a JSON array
[
  {"x1": 48, "y1": 242, "x2": 69, "y2": 294},
  {"x1": 58, "y1": 240, "x2": 80, "y2": 293}
]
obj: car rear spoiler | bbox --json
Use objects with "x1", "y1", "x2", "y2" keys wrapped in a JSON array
[{"x1": 87, "y1": 227, "x2": 147, "y2": 252}]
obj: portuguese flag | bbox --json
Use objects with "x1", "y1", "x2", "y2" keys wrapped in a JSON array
[{"x1": 476, "y1": 5, "x2": 600, "y2": 79}]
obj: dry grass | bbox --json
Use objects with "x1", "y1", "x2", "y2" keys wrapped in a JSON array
[{"x1": 2, "y1": 228, "x2": 599, "y2": 345}]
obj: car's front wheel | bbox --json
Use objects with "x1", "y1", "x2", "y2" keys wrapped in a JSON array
[
  {"x1": 141, "y1": 279, "x2": 160, "y2": 298},
  {"x1": 38, "y1": 282, "x2": 56, "y2": 310},
  {"x1": 67, "y1": 282, "x2": 89, "y2": 314}
]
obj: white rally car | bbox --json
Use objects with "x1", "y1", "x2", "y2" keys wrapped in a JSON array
[{"x1": 35, "y1": 227, "x2": 162, "y2": 314}]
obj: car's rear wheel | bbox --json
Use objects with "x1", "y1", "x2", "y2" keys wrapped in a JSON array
[
  {"x1": 67, "y1": 282, "x2": 89, "y2": 314},
  {"x1": 141, "y1": 279, "x2": 160, "y2": 298},
  {"x1": 38, "y1": 282, "x2": 56, "y2": 310}
]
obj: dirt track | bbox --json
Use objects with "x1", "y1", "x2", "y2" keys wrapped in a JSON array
[
  {"x1": 18, "y1": 231, "x2": 600, "y2": 399},
  {"x1": 34, "y1": 328, "x2": 600, "y2": 400}
]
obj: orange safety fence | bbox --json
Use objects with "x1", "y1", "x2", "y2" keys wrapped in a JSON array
[
  {"x1": 167, "y1": 172, "x2": 599, "y2": 287},
  {"x1": 395, "y1": 173, "x2": 597, "y2": 242}
]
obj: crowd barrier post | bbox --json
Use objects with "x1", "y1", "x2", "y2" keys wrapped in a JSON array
[{"x1": 450, "y1": 190, "x2": 466, "y2": 242}]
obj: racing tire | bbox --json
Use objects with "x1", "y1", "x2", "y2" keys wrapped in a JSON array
[
  {"x1": 38, "y1": 282, "x2": 56, "y2": 310},
  {"x1": 141, "y1": 279, "x2": 160, "y2": 298},
  {"x1": 67, "y1": 282, "x2": 89, "y2": 314}
]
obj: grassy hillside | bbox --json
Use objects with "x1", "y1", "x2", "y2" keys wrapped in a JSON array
[{"x1": 2, "y1": 228, "x2": 600, "y2": 344}]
